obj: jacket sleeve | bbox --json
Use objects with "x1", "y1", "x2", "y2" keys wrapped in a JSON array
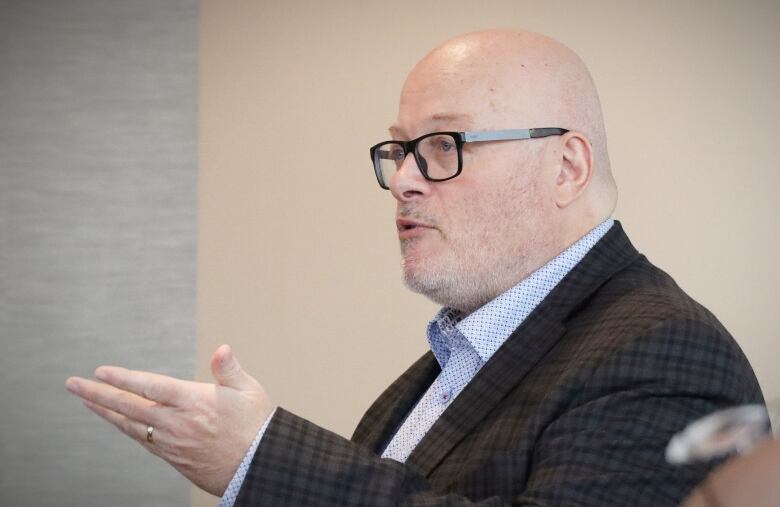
[
  {"x1": 234, "y1": 407, "x2": 510, "y2": 506},
  {"x1": 520, "y1": 318, "x2": 764, "y2": 506}
]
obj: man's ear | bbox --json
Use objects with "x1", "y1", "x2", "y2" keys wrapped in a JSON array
[{"x1": 554, "y1": 131, "x2": 593, "y2": 208}]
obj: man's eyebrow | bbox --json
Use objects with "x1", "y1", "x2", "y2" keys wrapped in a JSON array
[
  {"x1": 387, "y1": 113, "x2": 473, "y2": 139},
  {"x1": 430, "y1": 112, "x2": 472, "y2": 123},
  {"x1": 388, "y1": 125, "x2": 403, "y2": 138}
]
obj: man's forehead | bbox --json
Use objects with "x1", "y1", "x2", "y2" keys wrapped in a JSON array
[
  {"x1": 388, "y1": 112, "x2": 475, "y2": 138},
  {"x1": 391, "y1": 70, "x2": 526, "y2": 138}
]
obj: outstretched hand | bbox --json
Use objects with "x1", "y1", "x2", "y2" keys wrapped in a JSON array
[{"x1": 65, "y1": 345, "x2": 274, "y2": 496}]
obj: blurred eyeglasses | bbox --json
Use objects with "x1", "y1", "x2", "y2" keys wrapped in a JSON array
[{"x1": 666, "y1": 404, "x2": 774, "y2": 465}]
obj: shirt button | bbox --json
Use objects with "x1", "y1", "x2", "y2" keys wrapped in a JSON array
[{"x1": 440, "y1": 390, "x2": 452, "y2": 404}]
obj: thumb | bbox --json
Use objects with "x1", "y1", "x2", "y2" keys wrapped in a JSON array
[{"x1": 210, "y1": 344, "x2": 260, "y2": 391}]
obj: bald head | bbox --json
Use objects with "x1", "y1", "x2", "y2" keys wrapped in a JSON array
[
  {"x1": 399, "y1": 29, "x2": 617, "y2": 222},
  {"x1": 389, "y1": 30, "x2": 618, "y2": 312}
]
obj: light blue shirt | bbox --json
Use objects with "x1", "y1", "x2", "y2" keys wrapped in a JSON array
[{"x1": 220, "y1": 219, "x2": 614, "y2": 505}]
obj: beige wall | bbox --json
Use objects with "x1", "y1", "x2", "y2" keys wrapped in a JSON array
[{"x1": 198, "y1": 1, "x2": 779, "y2": 504}]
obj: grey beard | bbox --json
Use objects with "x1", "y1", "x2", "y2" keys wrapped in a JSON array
[{"x1": 401, "y1": 250, "x2": 509, "y2": 314}]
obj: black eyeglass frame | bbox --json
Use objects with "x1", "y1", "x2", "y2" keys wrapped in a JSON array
[{"x1": 369, "y1": 128, "x2": 569, "y2": 189}]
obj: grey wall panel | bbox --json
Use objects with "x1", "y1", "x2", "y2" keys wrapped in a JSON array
[{"x1": 0, "y1": 1, "x2": 198, "y2": 505}]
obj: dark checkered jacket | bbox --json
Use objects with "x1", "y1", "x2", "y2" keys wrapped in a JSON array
[{"x1": 235, "y1": 222, "x2": 763, "y2": 506}]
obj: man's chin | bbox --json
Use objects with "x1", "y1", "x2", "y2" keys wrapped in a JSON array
[
  {"x1": 402, "y1": 260, "x2": 438, "y2": 293},
  {"x1": 401, "y1": 258, "x2": 495, "y2": 313},
  {"x1": 403, "y1": 274, "x2": 443, "y2": 301},
  {"x1": 401, "y1": 263, "x2": 452, "y2": 304},
  {"x1": 400, "y1": 250, "x2": 469, "y2": 307}
]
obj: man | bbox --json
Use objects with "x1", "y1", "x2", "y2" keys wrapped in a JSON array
[{"x1": 66, "y1": 30, "x2": 763, "y2": 506}]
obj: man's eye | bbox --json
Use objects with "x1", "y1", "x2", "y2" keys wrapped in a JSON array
[{"x1": 434, "y1": 138, "x2": 454, "y2": 152}]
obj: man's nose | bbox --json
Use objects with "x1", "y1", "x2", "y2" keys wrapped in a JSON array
[{"x1": 388, "y1": 153, "x2": 432, "y2": 202}]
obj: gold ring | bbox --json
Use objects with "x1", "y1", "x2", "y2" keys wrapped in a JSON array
[{"x1": 146, "y1": 425, "x2": 154, "y2": 443}]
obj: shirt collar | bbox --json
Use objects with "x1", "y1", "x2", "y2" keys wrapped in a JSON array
[{"x1": 427, "y1": 218, "x2": 614, "y2": 367}]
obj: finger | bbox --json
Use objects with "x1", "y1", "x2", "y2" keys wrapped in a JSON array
[
  {"x1": 210, "y1": 344, "x2": 261, "y2": 391},
  {"x1": 66, "y1": 376, "x2": 161, "y2": 426},
  {"x1": 81, "y1": 398, "x2": 159, "y2": 451},
  {"x1": 93, "y1": 366, "x2": 186, "y2": 406}
]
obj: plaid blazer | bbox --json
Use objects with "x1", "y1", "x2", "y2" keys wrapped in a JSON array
[{"x1": 235, "y1": 222, "x2": 763, "y2": 506}]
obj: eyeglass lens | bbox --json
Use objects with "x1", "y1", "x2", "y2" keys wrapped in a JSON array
[{"x1": 374, "y1": 133, "x2": 459, "y2": 187}]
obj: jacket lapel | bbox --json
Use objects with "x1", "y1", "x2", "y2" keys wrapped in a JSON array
[
  {"x1": 405, "y1": 222, "x2": 640, "y2": 477},
  {"x1": 351, "y1": 351, "x2": 441, "y2": 453}
]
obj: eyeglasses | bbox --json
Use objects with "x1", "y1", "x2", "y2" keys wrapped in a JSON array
[
  {"x1": 369, "y1": 128, "x2": 568, "y2": 190},
  {"x1": 666, "y1": 404, "x2": 774, "y2": 465}
]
